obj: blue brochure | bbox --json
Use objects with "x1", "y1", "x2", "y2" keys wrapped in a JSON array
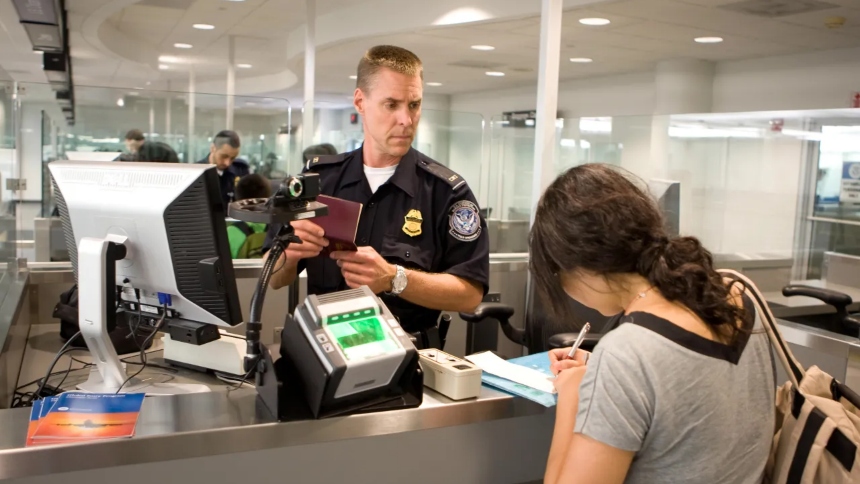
[{"x1": 480, "y1": 352, "x2": 558, "y2": 407}]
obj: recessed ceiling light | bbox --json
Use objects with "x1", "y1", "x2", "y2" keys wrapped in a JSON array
[
  {"x1": 579, "y1": 18, "x2": 610, "y2": 26},
  {"x1": 485, "y1": 71, "x2": 505, "y2": 77},
  {"x1": 471, "y1": 45, "x2": 495, "y2": 51},
  {"x1": 237, "y1": 63, "x2": 252, "y2": 69},
  {"x1": 426, "y1": 82, "x2": 443, "y2": 87},
  {"x1": 174, "y1": 43, "x2": 193, "y2": 49},
  {"x1": 159, "y1": 64, "x2": 169, "y2": 70},
  {"x1": 349, "y1": 75, "x2": 357, "y2": 80},
  {"x1": 159, "y1": 55, "x2": 179, "y2": 63},
  {"x1": 570, "y1": 57, "x2": 593, "y2": 63},
  {"x1": 193, "y1": 24, "x2": 215, "y2": 30},
  {"x1": 116, "y1": 99, "x2": 125, "y2": 107},
  {"x1": 694, "y1": 36, "x2": 724, "y2": 43}
]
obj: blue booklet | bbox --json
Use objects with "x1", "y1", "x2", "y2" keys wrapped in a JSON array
[
  {"x1": 480, "y1": 352, "x2": 558, "y2": 407},
  {"x1": 32, "y1": 393, "x2": 145, "y2": 441}
]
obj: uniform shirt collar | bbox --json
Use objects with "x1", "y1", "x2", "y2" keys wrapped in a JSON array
[{"x1": 344, "y1": 145, "x2": 417, "y2": 198}]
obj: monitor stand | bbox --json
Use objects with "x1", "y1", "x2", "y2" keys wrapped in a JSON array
[{"x1": 76, "y1": 236, "x2": 210, "y2": 396}]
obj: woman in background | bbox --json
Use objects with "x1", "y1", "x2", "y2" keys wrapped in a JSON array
[{"x1": 532, "y1": 164, "x2": 774, "y2": 484}]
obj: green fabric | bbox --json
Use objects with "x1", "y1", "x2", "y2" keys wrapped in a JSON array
[{"x1": 227, "y1": 221, "x2": 268, "y2": 259}]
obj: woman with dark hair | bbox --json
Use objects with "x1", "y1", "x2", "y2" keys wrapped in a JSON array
[{"x1": 535, "y1": 164, "x2": 774, "y2": 484}]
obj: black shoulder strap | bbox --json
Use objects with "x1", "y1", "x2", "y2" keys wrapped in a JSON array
[
  {"x1": 232, "y1": 221, "x2": 253, "y2": 237},
  {"x1": 305, "y1": 153, "x2": 347, "y2": 172},
  {"x1": 416, "y1": 158, "x2": 467, "y2": 190}
]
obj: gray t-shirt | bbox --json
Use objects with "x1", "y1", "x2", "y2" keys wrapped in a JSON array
[{"x1": 574, "y1": 297, "x2": 775, "y2": 484}]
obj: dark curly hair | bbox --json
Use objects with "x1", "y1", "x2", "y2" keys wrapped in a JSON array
[{"x1": 530, "y1": 164, "x2": 746, "y2": 346}]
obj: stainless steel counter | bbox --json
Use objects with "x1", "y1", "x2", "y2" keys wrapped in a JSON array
[
  {"x1": 0, "y1": 317, "x2": 555, "y2": 483},
  {"x1": 0, "y1": 372, "x2": 552, "y2": 483}
]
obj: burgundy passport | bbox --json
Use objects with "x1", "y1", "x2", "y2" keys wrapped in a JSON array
[{"x1": 314, "y1": 195, "x2": 363, "y2": 257}]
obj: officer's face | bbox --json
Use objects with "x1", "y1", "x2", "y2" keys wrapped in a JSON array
[
  {"x1": 354, "y1": 68, "x2": 422, "y2": 158},
  {"x1": 210, "y1": 144, "x2": 239, "y2": 171}
]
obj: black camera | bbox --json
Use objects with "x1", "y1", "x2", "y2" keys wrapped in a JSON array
[
  {"x1": 228, "y1": 173, "x2": 328, "y2": 225},
  {"x1": 272, "y1": 173, "x2": 320, "y2": 206}
]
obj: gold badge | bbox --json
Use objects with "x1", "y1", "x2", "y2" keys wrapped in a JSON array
[
  {"x1": 403, "y1": 209, "x2": 423, "y2": 237},
  {"x1": 234, "y1": 176, "x2": 240, "y2": 186},
  {"x1": 312, "y1": 156, "x2": 319, "y2": 164}
]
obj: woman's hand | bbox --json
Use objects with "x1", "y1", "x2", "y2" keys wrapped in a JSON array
[
  {"x1": 549, "y1": 347, "x2": 590, "y2": 376},
  {"x1": 554, "y1": 364, "x2": 587, "y2": 396}
]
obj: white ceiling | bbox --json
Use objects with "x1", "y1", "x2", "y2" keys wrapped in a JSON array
[
  {"x1": 304, "y1": 0, "x2": 860, "y2": 98},
  {"x1": 1, "y1": 0, "x2": 860, "y2": 107}
]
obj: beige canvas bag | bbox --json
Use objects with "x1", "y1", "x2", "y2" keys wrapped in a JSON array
[{"x1": 721, "y1": 269, "x2": 860, "y2": 484}]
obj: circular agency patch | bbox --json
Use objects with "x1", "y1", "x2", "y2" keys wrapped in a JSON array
[{"x1": 449, "y1": 200, "x2": 481, "y2": 242}]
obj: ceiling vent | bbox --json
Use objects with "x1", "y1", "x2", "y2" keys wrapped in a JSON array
[
  {"x1": 720, "y1": 0, "x2": 838, "y2": 18},
  {"x1": 138, "y1": 0, "x2": 197, "y2": 9}
]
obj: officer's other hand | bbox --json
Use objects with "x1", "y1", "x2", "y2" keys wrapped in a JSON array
[
  {"x1": 285, "y1": 220, "x2": 328, "y2": 262},
  {"x1": 331, "y1": 247, "x2": 396, "y2": 294}
]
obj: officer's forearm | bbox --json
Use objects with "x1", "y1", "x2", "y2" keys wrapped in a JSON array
[
  {"x1": 399, "y1": 271, "x2": 483, "y2": 313},
  {"x1": 267, "y1": 252, "x2": 298, "y2": 290}
]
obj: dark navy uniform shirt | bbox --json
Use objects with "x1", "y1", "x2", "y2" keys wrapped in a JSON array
[
  {"x1": 197, "y1": 156, "x2": 240, "y2": 208},
  {"x1": 268, "y1": 146, "x2": 489, "y2": 333}
]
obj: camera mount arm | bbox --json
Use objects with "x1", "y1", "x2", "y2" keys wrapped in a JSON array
[{"x1": 227, "y1": 173, "x2": 328, "y2": 380}]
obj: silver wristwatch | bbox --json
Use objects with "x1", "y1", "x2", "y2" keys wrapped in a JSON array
[{"x1": 390, "y1": 265, "x2": 408, "y2": 296}]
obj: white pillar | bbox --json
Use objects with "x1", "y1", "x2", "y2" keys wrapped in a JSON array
[
  {"x1": 649, "y1": 59, "x2": 715, "y2": 178},
  {"x1": 226, "y1": 35, "x2": 236, "y2": 130},
  {"x1": 302, "y1": 0, "x2": 316, "y2": 150},
  {"x1": 529, "y1": 0, "x2": 563, "y2": 226},
  {"x1": 165, "y1": 80, "x2": 172, "y2": 137},
  {"x1": 148, "y1": 99, "x2": 155, "y2": 136},
  {"x1": 188, "y1": 68, "x2": 196, "y2": 162},
  {"x1": 651, "y1": 58, "x2": 715, "y2": 236},
  {"x1": 653, "y1": 59, "x2": 714, "y2": 115}
]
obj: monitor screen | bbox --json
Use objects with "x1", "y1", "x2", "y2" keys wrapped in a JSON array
[
  {"x1": 50, "y1": 161, "x2": 243, "y2": 328},
  {"x1": 325, "y1": 316, "x2": 399, "y2": 360}
]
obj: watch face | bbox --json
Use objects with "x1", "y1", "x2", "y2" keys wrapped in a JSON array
[{"x1": 393, "y1": 268, "x2": 407, "y2": 292}]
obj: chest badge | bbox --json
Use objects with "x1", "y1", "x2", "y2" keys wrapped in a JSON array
[{"x1": 403, "y1": 209, "x2": 423, "y2": 237}]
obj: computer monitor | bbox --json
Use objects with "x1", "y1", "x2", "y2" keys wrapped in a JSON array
[
  {"x1": 648, "y1": 178, "x2": 681, "y2": 237},
  {"x1": 49, "y1": 161, "x2": 242, "y2": 394}
]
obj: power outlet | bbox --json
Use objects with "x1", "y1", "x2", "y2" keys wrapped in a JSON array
[
  {"x1": 274, "y1": 327, "x2": 283, "y2": 342},
  {"x1": 484, "y1": 292, "x2": 501, "y2": 303}
]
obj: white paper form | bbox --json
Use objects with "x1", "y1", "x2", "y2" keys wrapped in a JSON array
[{"x1": 466, "y1": 351, "x2": 557, "y2": 394}]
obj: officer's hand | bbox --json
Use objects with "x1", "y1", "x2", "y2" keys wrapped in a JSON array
[
  {"x1": 331, "y1": 247, "x2": 396, "y2": 294},
  {"x1": 284, "y1": 220, "x2": 328, "y2": 262}
]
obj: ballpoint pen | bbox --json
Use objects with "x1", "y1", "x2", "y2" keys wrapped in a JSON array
[{"x1": 566, "y1": 322, "x2": 591, "y2": 360}]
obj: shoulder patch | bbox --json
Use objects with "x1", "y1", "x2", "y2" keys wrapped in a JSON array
[
  {"x1": 449, "y1": 200, "x2": 481, "y2": 242},
  {"x1": 417, "y1": 159, "x2": 467, "y2": 190},
  {"x1": 304, "y1": 153, "x2": 347, "y2": 172}
]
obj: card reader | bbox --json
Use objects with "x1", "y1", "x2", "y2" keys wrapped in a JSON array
[{"x1": 418, "y1": 349, "x2": 482, "y2": 400}]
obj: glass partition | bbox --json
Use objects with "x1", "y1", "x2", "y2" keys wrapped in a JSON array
[
  {"x1": 14, "y1": 82, "x2": 291, "y2": 254},
  {"x1": 0, "y1": 80, "x2": 20, "y2": 302},
  {"x1": 486, "y1": 108, "x2": 860, "y2": 290}
]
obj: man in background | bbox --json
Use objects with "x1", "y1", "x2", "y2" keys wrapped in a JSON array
[
  {"x1": 116, "y1": 131, "x2": 179, "y2": 163},
  {"x1": 227, "y1": 174, "x2": 271, "y2": 259},
  {"x1": 124, "y1": 129, "x2": 145, "y2": 154},
  {"x1": 198, "y1": 130, "x2": 242, "y2": 207}
]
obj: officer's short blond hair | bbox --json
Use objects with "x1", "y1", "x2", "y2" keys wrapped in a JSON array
[{"x1": 356, "y1": 45, "x2": 423, "y2": 93}]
